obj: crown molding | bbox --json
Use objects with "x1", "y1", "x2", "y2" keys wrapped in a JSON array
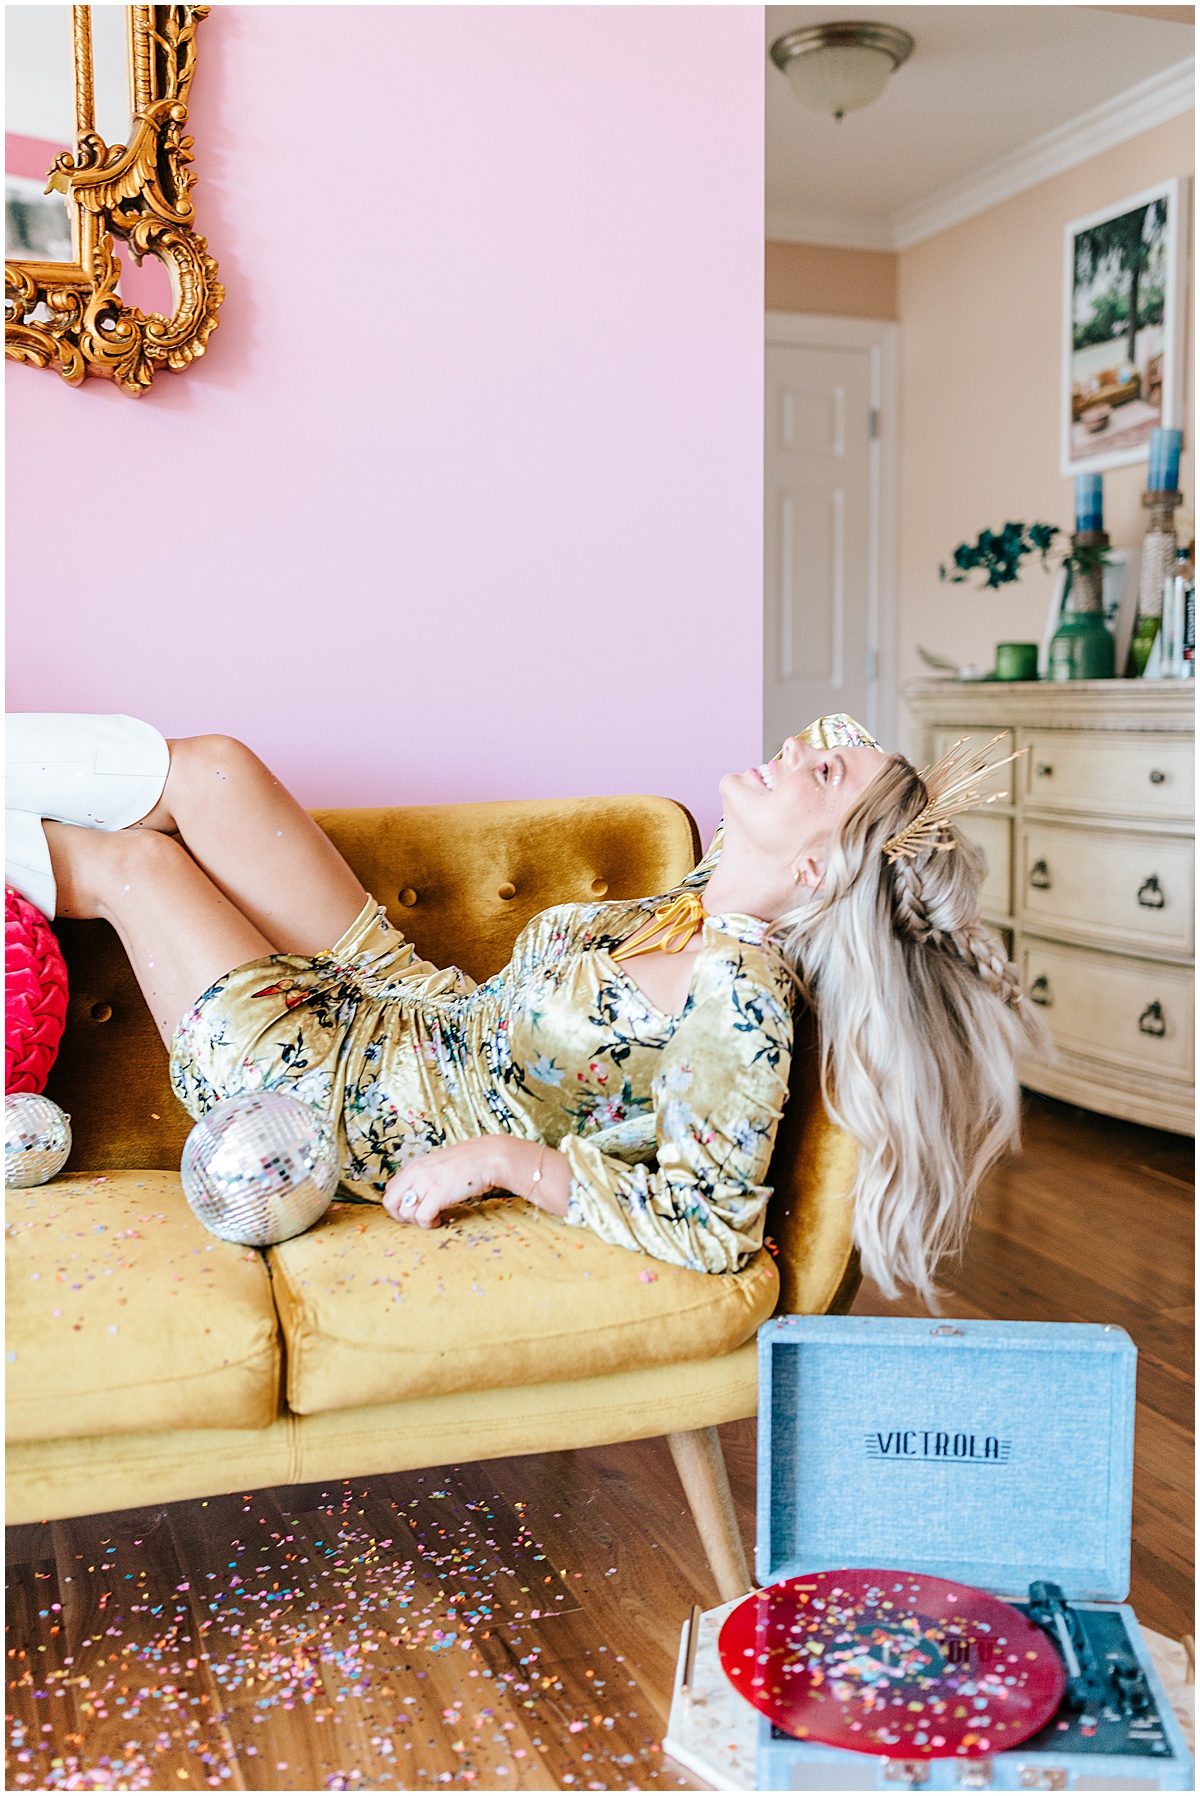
[
  {"x1": 768, "y1": 58, "x2": 1194, "y2": 256},
  {"x1": 764, "y1": 209, "x2": 897, "y2": 252},
  {"x1": 891, "y1": 56, "x2": 1194, "y2": 249}
]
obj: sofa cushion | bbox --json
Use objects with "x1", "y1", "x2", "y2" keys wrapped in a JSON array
[
  {"x1": 268, "y1": 1196, "x2": 779, "y2": 1415},
  {"x1": 5, "y1": 1169, "x2": 281, "y2": 1444}
]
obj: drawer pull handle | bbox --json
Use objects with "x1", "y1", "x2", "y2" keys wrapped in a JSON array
[
  {"x1": 1036, "y1": 763, "x2": 1053, "y2": 778},
  {"x1": 1029, "y1": 977, "x2": 1051, "y2": 1007},
  {"x1": 1138, "y1": 1000, "x2": 1166, "y2": 1038},
  {"x1": 1028, "y1": 859, "x2": 1051, "y2": 890},
  {"x1": 1137, "y1": 875, "x2": 1165, "y2": 910},
  {"x1": 1149, "y1": 769, "x2": 1166, "y2": 785}
]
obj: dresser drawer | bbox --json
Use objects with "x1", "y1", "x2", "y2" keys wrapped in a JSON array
[
  {"x1": 932, "y1": 729, "x2": 1015, "y2": 803},
  {"x1": 956, "y1": 811, "x2": 1011, "y2": 919},
  {"x1": 1018, "y1": 823, "x2": 1194, "y2": 954},
  {"x1": 1021, "y1": 730, "x2": 1193, "y2": 821},
  {"x1": 1021, "y1": 937, "x2": 1193, "y2": 1081}
]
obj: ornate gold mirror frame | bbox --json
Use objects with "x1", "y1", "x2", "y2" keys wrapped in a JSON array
[{"x1": 5, "y1": 5, "x2": 223, "y2": 396}]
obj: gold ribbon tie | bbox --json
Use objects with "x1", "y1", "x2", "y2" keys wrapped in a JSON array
[{"x1": 612, "y1": 893, "x2": 708, "y2": 962}]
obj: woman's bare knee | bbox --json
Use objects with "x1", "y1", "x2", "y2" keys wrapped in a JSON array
[
  {"x1": 100, "y1": 825, "x2": 190, "y2": 916},
  {"x1": 174, "y1": 734, "x2": 265, "y2": 784},
  {"x1": 144, "y1": 733, "x2": 276, "y2": 833},
  {"x1": 45, "y1": 819, "x2": 187, "y2": 919}
]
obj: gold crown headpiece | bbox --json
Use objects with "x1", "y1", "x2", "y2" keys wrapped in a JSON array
[{"x1": 882, "y1": 735, "x2": 1023, "y2": 864}]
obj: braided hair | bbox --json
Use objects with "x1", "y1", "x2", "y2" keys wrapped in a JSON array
[
  {"x1": 768, "y1": 755, "x2": 1045, "y2": 1306},
  {"x1": 888, "y1": 839, "x2": 1024, "y2": 1008}
]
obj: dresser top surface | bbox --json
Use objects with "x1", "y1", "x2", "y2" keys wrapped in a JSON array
[{"x1": 903, "y1": 678, "x2": 1195, "y2": 731}]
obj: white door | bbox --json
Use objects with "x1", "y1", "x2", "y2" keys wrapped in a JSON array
[{"x1": 764, "y1": 338, "x2": 875, "y2": 757}]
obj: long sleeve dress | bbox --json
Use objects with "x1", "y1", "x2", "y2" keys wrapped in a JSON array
[{"x1": 168, "y1": 714, "x2": 877, "y2": 1274}]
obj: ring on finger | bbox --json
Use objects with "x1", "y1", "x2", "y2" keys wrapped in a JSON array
[{"x1": 400, "y1": 1192, "x2": 417, "y2": 1212}]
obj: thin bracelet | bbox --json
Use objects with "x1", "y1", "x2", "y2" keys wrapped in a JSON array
[{"x1": 527, "y1": 1143, "x2": 546, "y2": 1202}]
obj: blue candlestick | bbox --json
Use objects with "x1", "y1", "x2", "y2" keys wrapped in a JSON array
[
  {"x1": 1148, "y1": 428, "x2": 1182, "y2": 492},
  {"x1": 1075, "y1": 472, "x2": 1104, "y2": 532}
]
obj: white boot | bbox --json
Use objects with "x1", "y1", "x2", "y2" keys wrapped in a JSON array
[
  {"x1": 5, "y1": 714, "x2": 170, "y2": 917},
  {"x1": 5, "y1": 810, "x2": 58, "y2": 918}
]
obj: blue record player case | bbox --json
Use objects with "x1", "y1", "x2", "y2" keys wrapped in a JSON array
[{"x1": 754, "y1": 1316, "x2": 1193, "y2": 1791}]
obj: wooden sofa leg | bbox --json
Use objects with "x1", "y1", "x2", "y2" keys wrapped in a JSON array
[{"x1": 666, "y1": 1425, "x2": 753, "y2": 1603}]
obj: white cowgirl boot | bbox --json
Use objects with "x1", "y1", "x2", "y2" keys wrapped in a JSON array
[{"x1": 5, "y1": 713, "x2": 170, "y2": 917}]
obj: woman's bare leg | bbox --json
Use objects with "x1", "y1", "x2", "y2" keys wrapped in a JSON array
[
  {"x1": 46, "y1": 822, "x2": 277, "y2": 1047},
  {"x1": 131, "y1": 734, "x2": 367, "y2": 955},
  {"x1": 36, "y1": 732, "x2": 367, "y2": 1046}
]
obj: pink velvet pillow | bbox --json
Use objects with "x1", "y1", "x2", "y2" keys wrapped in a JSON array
[{"x1": 5, "y1": 885, "x2": 69, "y2": 1094}]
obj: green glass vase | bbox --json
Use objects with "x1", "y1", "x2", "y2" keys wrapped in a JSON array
[{"x1": 1048, "y1": 609, "x2": 1116, "y2": 681}]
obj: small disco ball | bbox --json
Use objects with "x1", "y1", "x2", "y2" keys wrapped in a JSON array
[
  {"x1": 5, "y1": 1092, "x2": 72, "y2": 1188},
  {"x1": 180, "y1": 1090, "x2": 340, "y2": 1247}
]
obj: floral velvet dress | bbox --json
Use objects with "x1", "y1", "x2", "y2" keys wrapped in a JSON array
[{"x1": 168, "y1": 715, "x2": 877, "y2": 1274}]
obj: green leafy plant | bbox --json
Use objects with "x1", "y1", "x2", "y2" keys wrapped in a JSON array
[{"x1": 940, "y1": 522, "x2": 1061, "y2": 591}]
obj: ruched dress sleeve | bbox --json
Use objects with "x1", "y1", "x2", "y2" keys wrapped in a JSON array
[{"x1": 559, "y1": 922, "x2": 793, "y2": 1273}]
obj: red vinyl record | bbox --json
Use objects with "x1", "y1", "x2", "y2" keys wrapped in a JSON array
[{"x1": 718, "y1": 1568, "x2": 1065, "y2": 1760}]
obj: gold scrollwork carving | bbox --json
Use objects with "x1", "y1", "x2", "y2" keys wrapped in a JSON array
[{"x1": 5, "y1": 5, "x2": 223, "y2": 396}]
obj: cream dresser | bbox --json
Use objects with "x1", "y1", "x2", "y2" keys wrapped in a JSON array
[{"x1": 904, "y1": 680, "x2": 1195, "y2": 1136}]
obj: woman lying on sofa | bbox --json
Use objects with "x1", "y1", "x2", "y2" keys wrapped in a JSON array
[{"x1": 6, "y1": 712, "x2": 1041, "y2": 1304}]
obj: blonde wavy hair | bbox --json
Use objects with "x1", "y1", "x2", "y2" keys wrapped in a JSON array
[{"x1": 768, "y1": 753, "x2": 1046, "y2": 1307}]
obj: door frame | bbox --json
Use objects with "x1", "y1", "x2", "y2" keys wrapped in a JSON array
[{"x1": 765, "y1": 311, "x2": 900, "y2": 749}]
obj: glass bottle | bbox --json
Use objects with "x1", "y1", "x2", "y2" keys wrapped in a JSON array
[
  {"x1": 1049, "y1": 529, "x2": 1115, "y2": 681},
  {"x1": 1128, "y1": 489, "x2": 1181, "y2": 676},
  {"x1": 1160, "y1": 543, "x2": 1195, "y2": 680}
]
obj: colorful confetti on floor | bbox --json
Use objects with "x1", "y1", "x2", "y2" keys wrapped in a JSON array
[{"x1": 7, "y1": 1442, "x2": 721, "y2": 1790}]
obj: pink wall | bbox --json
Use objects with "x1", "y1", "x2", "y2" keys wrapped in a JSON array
[
  {"x1": 6, "y1": 6, "x2": 765, "y2": 845},
  {"x1": 6, "y1": 134, "x2": 71, "y2": 178}
]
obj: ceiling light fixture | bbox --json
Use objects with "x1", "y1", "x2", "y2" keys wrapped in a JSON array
[{"x1": 769, "y1": 20, "x2": 915, "y2": 121}]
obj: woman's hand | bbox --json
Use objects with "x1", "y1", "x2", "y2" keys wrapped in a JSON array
[
  {"x1": 382, "y1": 1135, "x2": 570, "y2": 1229},
  {"x1": 382, "y1": 1138, "x2": 502, "y2": 1229}
]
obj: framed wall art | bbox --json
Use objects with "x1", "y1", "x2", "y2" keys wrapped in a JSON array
[{"x1": 1061, "y1": 176, "x2": 1189, "y2": 477}]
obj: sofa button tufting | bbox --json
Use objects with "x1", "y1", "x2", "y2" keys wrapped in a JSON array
[
  {"x1": 90, "y1": 1002, "x2": 113, "y2": 1023},
  {"x1": 591, "y1": 878, "x2": 608, "y2": 896},
  {"x1": 497, "y1": 882, "x2": 517, "y2": 901},
  {"x1": 398, "y1": 888, "x2": 418, "y2": 907}
]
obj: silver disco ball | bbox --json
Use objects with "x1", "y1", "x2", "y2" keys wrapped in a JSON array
[
  {"x1": 5, "y1": 1092, "x2": 72, "y2": 1188},
  {"x1": 180, "y1": 1091, "x2": 340, "y2": 1247}
]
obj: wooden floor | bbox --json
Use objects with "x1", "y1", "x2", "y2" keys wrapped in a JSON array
[
  {"x1": 851, "y1": 1092, "x2": 1195, "y2": 1645},
  {"x1": 6, "y1": 1095, "x2": 1193, "y2": 1792}
]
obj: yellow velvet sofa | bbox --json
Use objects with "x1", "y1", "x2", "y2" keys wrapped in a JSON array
[{"x1": 7, "y1": 795, "x2": 859, "y2": 1598}]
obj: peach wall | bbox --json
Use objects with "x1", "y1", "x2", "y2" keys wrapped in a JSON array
[
  {"x1": 5, "y1": 7, "x2": 765, "y2": 845},
  {"x1": 895, "y1": 111, "x2": 1194, "y2": 695},
  {"x1": 765, "y1": 240, "x2": 898, "y2": 319}
]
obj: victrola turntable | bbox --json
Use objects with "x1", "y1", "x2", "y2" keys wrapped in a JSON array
[{"x1": 665, "y1": 1316, "x2": 1193, "y2": 1790}]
